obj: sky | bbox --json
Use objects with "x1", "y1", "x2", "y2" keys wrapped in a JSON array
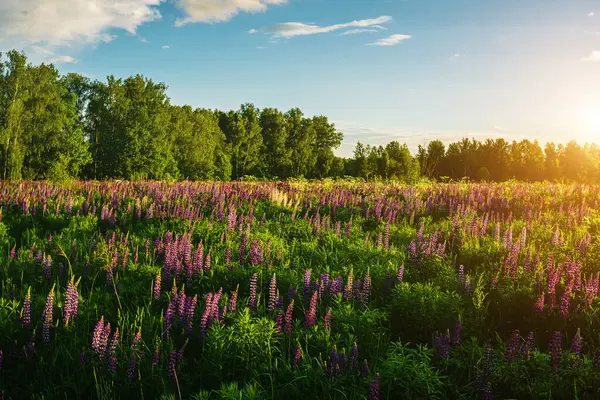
[{"x1": 1, "y1": 0, "x2": 600, "y2": 157}]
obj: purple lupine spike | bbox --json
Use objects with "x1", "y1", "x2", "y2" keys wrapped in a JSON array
[
  {"x1": 292, "y1": 345, "x2": 302, "y2": 368},
  {"x1": 9, "y1": 245, "x2": 15, "y2": 260},
  {"x1": 360, "y1": 359, "x2": 370, "y2": 378},
  {"x1": 353, "y1": 279, "x2": 362, "y2": 301},
  {"x1": 362, "y1": 273, "x2": 371, "y2": 305},
  {"x1": 274, "y1": 310, "x2": 283, "y2": 334},
  {"x1": 168, "y1": 350, "x2": 178, "y2": 382},
  {"x1": 304, "y1": 291, "x2": 318, "y2": 329},
  {"x1": 126, "y1": 356, "x2": 137, "y2": 380},
  {"x1": 396, "y1": 264, "x2": 404, "y2": 283},
  {"x1": 284, "y1": 300, "x2": 294, "y2": 334},
  {"x1": 92, "y1": 317, "x2": 105, "y2": 357},
  {"x1": 152, "y1": 343, "x2": 161, "y2": 366},
  {"x1": 326, "y1": 345, "x2": 339, "y2": 377},
  {"x1": 570, "y1": 329, "x2": 583, "y2": 355},
  {"x1": 153, "y1": 273, "x2": 161, "y2": 300},
  {"x1": 21, "y1": 288, "x2": 31, "y2": 328},
  {"x1": 248, "y1": 273, "x2": 258, "y2": 311},
  {"x1": 303, "y1": 269, "x2": 311, "y2": 299},
  {"x1": 505, "y1": 329, "x2": 520, "y2": 361},
  {"x1": 249, "y1": 239, "x2": 263, "y2": 265},
  {"x1": 185, "y1": 295, "x2": 198, "y2": 335},
  {"x1": 203, "y1": 252, "x2": 211, "y2": 273},
  {"x1": 522, "y1": 331, "x2": 534, "y2": 358},
  {"x1": 225, "y1": 246, "x2": 231, "y2": 265},
  {"x1": 343, "y1": 270, "x2": 354, "y2": 301},
  {"x1": 63, "y1": 276, "x2": 79, "y2": 326},
  {"x1": 368, "y1": 374, "x2": 380, "y2": 400},
  {"x1": 324, "y1": 307, "x2": 332, "y2": 330},
  {"x1": 164, "y1": 298, "x2": 175, "y2": 339},
  {"x1": 42, "y1": 287, "x2": 54, "y2": 344},
  {"x1": 593, "y1": 351, "x2": 600, "y2": 369},
  {"x1": 268, "y1": 273, "x2": 277, "y2": 313},
  {"x1": 43, "y1": 255, "x2": 52, "y2": 280},
  {"x1": 228, "y1": 286, "x2": 239, "y2": 313},
  {"x1": 549, "y1": 331, "x2": 562, "y2": 374},
  {"x1": 107, "y1": 328, "x2": 119, "y2": 372},
  {"x1": 348, "y1": 343, "x2": 358, "y2": 371}
]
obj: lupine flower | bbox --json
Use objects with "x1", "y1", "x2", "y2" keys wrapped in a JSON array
[
  {"x1": 348, "y1": 343, "x2": 358, "y2": 372},
  {"x1": 152, "y1": 343, "x2": 161, "y2": 366},
  {"x1": 505, "y1": 329, "x2": 520, "y2": 361},
  {"x1": 362, "y1": 272, "x2": 371, "y2": 306},
  {"x1": 343, "y1": 270, "x2": 354, "y2": 301},
  {"x1": 168, "y1": 350, "x2": 179, "y2": 382},
  {"x1": 303, "y1": 269, "x2": 311, "y2": 299},
  {"x1": 304, "y1": 291, "x2": 318, "y2": 329},
  {"x1": 326, "y1": 346, "x2": 338, "y2": 377},
  {"x1": 21, "y1": 288, "x2": 31, "y2": 328},
  {"x1": 268, "y1": 273, "x2": 277, "y2": 313},
  {"x1": 397, "y1": 264, "x2": 404, "y2": 283},
  {"x1": 368, "y1": 374, "x2": 380, "y2": 400},
  {"x1": 593, "y1": 351, "x2": 600, "y2": 369},
  {"x1": 549, "y1": 331, "x2": 562, "y2": 374},
  {"x1": 153, "y1": 273, "x2": 161, "y2": 300},
  {"x1": 126, "y1": 356, "x2": 137, "y2": 380},
  {"x1": 570, "y1": 329, "x2": 583, "y2": 355},
  {"x1": 522, "y1": 331, "x2": 534, "y2": 358},
  {"x1": 324, "y1": 307, "x2": 332, "y2": 330},
  {"x1": 63, "y1": 276, "x2": 79, "y2": 326},
  {"x1": 42, "y1": 287, "x2": 54, "y2": 344},
  {"x1": 292, "y1": 345, "x2": 302, "y2": 368},
  {"x1": 360, "y1": 359, "x2": 369, "y2": 378},
  {"x1": 228, "y1": 285, "x2": 239, "y2": 313},
  {"x1": 249, "y1": 273, "x2": 258, "y2": 311},
  {"x1": 284, "y1": 300, "x2": 294, "y2": 334},
  {"x1": 107, "y1": 328, "x2": 119, "y2": 372},
  {"x1": 274, "y1": 310, "x2": 283, "y2": 334},
  {"x1": 9, "y1": 246, "x2": 15, "y2": 260},
  {"x1": 434, "y1": 330, "x2": 451, "y2": 359}
]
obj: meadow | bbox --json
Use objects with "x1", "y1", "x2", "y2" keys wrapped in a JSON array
[{"x1": 0, "y1": 180, "x2": 600, "y2": 399}]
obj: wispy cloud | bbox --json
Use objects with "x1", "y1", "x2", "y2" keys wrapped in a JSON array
[
  {"x1": 494, "y1": 125, "x2": 510, "y2": 132},
  {"x1": 175, "y1": 0, "x2": 287, "y2": 26},
  {"x1": 366, "y1": 34, "x2": 411, "y2": 46},
  {"x1": 250, "y1": 16, "x2": 392, "y2": 38},
  {"x1": 581, "y1": 50, "x2": 600, "y2": 62},
  {"x1": 47, "y1": 55, "x2": 78, "y2": 64},
  {"x1": 140, "y1": 37, "x2": 149, "y2": 43},
  {"x1": 161, "y1": 45, "x2": 170, "y2": 49},
  {"x1": 450, "y1": 53, "x2": 461, "y2": 60},
  {"x1": 340, "y1": 28, "x2": 380, "y2": 36},
  {"x1": 589, "y1": 11, "x2": 595, "y2": 17},
  {"x1": 30, "y1": 45, "x2": 78, "y2": 64}
]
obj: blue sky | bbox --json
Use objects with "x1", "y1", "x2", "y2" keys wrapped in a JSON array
[{"x1": 1, "y1": 0, "x2": 599, "y2": 156}]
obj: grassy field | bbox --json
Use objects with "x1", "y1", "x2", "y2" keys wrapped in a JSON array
[{"x1": 0, "y1": 180, "x2": 599, "y2": 399}]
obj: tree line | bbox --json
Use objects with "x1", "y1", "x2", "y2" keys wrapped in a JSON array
[{"x1": 1, "y1": 49, "x2": 599, "y2": 182}]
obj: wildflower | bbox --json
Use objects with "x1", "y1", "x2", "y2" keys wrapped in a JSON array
[
  {"x1": 360, "y1": 359, "x2": 369, "y2": 378},
  {"x1": 268, "y1": 273, "x2": 277, "y2": 313},
  {"x1": 453, "y1": 320, "x2": 462, "y2": 346},
  {"x1": 549, "y1": 331, "x2": 562, "y2": 374},
  {"x1": 284, "y1": 300, "x2": 294, "y2": 334},
  {"x1": 42, "y1": 287, "x2": 54, "y2": 344},
  {"x1": 249, "y1": 273, "x2": 258, "y2": 311},
  {"x1": 63, "y1": 276, "x2": 79, "y2": 327},
  {"x1": 505, "y1": 329, "x2": 520, "y2": 361},
  {"x1": 368, "y1": 374, "x2": 380, "y2": 400},
  {"x1": 397, "y1": 264, "x2": 404, "y2": 283},
  {"x1": 324, "y1": 307, "x2": 332, "y2": 330},
  {"x1": 343, "y1": 270, "x2": 354, "y2": 301},
  {"x1": 228, "y1": 285, "x2": 239, "y2": 313},
  {"x1": 292, "y1": 345, "x2": 302, "y2": 368},
  {"x1": 362, "y1": 272, "x2": 371, "y2": 306},
  {"x1": 304, "y1": 291, "x2": 318, "y2": 329},
  {"x1": 570, "y1": 329, "x2": 583, "y2": 355},
  {"x1": 153, "y1": 273, "x2": 161, "y2": 300},
  {"x1": 21, "y1": 288, "x2": 31, "y2": 328},
  {"x1": 303, "y1": 269, "x2": 311, "y2": 299}
]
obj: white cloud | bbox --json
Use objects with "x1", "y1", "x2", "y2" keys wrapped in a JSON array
[
  {"x1": 47, "y1": 55, "x2": 78, "y2": 63},
  {"x1": 340, "y1": 29, "x2": 379, "y2": 36},
  {"x1": 494, "y1": 126, "x2": 509, "y2": 132},
  {"x1": 140, "y1": 37, "x2": 149, "y2": 43},
  {"x1": 175, "y1": 0, "x2": 287, "y2": 26},
  {"x1": 367, "y1": 34, "x2": 411, "y2": 46},
  {"x1": 251, "y1": 16, "x2": 392, "y2": 38},
  {"x1": 161, "y1": 45, "x2": 170, "y2": 49},
  {"x1": 0, "y1": 0, "x2": 163, "y2": 49},
  {"x1": 581, "y1": 50, "x2": 600, "y2": 62},
  {"x1": 589, "y1": 12, "x2": 595, "y2": 17},
  {"x1": 450, "y1": 53, "x2": 461, "y2": 60}
]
